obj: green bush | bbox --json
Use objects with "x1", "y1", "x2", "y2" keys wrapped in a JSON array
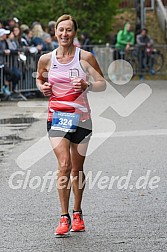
[{"x1": 0, "y1": 0, "x2": 120, "y2": 43}]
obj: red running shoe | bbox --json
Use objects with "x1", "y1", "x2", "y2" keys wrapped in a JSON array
[
  {"x1": 54, "y1": 216, "x2": 71, "y2": 237},
  {"x1": 71, "y1": 212, "x2": 85, "y2": 232}
]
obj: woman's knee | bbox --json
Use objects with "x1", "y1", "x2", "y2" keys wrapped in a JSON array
[
  {"x1": 58, "y1": 157, "x2": 71, "y2": 175},
  {"x1": 71, "y1": 168, "x2": 84, "y2": 177}
]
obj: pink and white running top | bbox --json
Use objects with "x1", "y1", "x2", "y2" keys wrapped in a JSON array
[{"x1": 47, "y1": 47, "x2": 91, "y2": 122}]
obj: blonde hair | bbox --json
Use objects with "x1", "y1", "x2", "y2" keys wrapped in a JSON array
[
  {"x1": 32, "y1": 24, "x2": 43, "y2": 38},
  {"x1": 55, "y1": 14, "x2": 78, "y2": 31}
]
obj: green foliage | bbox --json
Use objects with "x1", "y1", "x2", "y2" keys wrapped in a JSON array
[{"x1": 0, "y1": 0, "x2": 120, "y2": 43}]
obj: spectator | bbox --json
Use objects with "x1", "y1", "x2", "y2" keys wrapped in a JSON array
[
  {"x1": 6, "y1": 30, "x2": 21, "y2": 92},
  {"x1": 114, "y1": 22, "x2": 135, "y2": 60},
  {"x1": 31, "y1": 23, "x2": 53, "y2": 52},
  {"x1": 48, "y1": 21, "x2": 58, "y2": 49},
  {"x1": 0, "y1": 28, "x2": 20, "y2": 96},
  {"x1": 21, "y1": 28, "x2": 33, "y2": 47},
  {"x1": 110, "y1": 33, "x2": 118, "y2": 48},
  {"x1": 8, "y1": 17, "x2": 19, "y2": 30},
  {"x1": 20, "y1": 24, "x2": 30, "y2": 39},
  {"x1": 6, "y1": 30, "x2": 18, "y2": 51},
  {"x1": 111, "y1": 23, "x2": 134, "y2": 82},
  {"x1": 20, "y1": 24, "x2": 29, "y2": 33},
  {"x1": 136, "y1": 28, "x2": 154, "y2": 80},
  {"x1": 21, "y1": 28, "x2": 42, "y2": 56},
  {"x1": 80, "y1": 32, "x2": 92, "y2": 52},
  {"x1": 31, "y1": 23, "x2": 46, "y2": 52},
  {"x1": 12, "y1": 26, "x2": 22, "y2": 49},
  {"x1": 42, "y1": 31, "x2": 54, "y2": 51}
]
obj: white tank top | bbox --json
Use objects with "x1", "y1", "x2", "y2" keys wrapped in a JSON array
[{"x1": 47, "y1": 47, "x2": 91, "y2": 121}]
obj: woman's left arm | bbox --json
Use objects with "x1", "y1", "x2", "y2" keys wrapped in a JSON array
[{"x1": 81, "y1": 50, "x2": 106, "y2": 92}]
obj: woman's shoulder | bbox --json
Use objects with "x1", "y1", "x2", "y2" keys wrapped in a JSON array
[
  {"x1": 38, "y1": 51, "x2": 53, "y2": 70},
  {"x1": 80, "y1": 48, "x2": 94, "y2": 62},
  {"x1": 39, "y1": 51, "x2": 52, "y2": 63}
]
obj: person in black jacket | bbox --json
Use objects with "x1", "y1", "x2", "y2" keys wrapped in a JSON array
[
  {"x1": 136, "y1": 28, "x2": 154, "y2": 79},
  {"x1": 80, "y1": 32, "x2": 92, "y2": 52}
]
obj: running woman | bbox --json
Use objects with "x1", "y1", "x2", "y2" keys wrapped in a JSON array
[{"x1": 36, "y1": 14, "x2": 106, "y2": 237}]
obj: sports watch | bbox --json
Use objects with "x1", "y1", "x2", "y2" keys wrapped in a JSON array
[{"x1": 87, "y1": 81, "x2": 93, "y2": 91}]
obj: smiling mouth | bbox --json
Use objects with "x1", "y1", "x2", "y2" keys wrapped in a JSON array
[{"x1": 61, "y1": 38, "x2": 69, "y2": 41}]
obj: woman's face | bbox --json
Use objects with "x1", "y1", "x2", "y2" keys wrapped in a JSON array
[
  {"x1": 13, "y1": 27, "x2": 20, "y2": 37},
  {"x1": 55, "y1": 19, "x2": 76, "y2": 47},
  {"x1": 28, "y1": 30, "x2": 33, "y2": 39},
  {"x1": 8, "y1": 32, "x2": 14, "y2": 40}
]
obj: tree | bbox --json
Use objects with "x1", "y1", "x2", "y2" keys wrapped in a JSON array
[{"x1": 0, "y1": 0, "x2": 120, "y2": 43}]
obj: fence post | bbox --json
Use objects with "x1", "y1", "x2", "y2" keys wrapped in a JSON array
[
  {"x1": 165, "y1": 19, "x2": 167, "y2": 40},
  {"x1": 141, "y1": 0, "x2": 146, "y2": 28}
]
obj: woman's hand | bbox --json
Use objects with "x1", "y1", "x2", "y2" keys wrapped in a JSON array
[
  {"x1": 40, "y1": 82, "x2": 52, "y2": 96},
  {"x1": 71, "y1": 78, "x2": 88, "y2": 92}
]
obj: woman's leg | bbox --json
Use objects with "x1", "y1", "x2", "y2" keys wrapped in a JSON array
[
  {"x1": 50, "y1": 137, "x2": 72, "y2": 214},
  {"x1": 70, "y1": 142, "x2": 89, "y2": 211}
]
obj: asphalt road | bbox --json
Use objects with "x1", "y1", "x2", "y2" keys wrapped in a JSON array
[{"x1": 0, "y1": 80, "x2": 167, "y2": 252}]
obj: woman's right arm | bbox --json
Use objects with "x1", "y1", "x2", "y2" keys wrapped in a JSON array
[{"x1": 36, "y1": 53, "x2": 52, "y2": 96}]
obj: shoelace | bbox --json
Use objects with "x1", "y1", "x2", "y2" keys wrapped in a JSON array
[
  {"x1": 73, "y1": 213, "x2": 82, "y2": 223},
  {"x1": 60, "y1": 217, "x2": 69, "y2": 226}
]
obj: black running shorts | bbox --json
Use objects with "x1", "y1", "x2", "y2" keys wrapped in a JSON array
[{"x1": 47, "y1": 119, "x2": 92, "y2": 144}]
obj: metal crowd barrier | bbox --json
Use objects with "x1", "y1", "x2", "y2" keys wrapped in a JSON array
[
  {"x1": 95, "y1": 44, "x2": 167, "y2": 78},
  {"x1": 0, "y1": 45, "x2": 167, "y2": 96},
  {"x1": 0, "y1": 52, "x2": 41, "y2": 95}
]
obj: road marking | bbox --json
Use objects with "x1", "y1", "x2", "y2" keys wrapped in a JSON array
[
  {"x1": 16, "y1": 128, "x2": 166, "y2": 170},
  {"x1": 88, "y1": 129, "x2": 167, "y2": 138},
  {"x1": 18, "y1": 101, "x2": 48, "y2": 107},
  {"x1": 109, "y1": 129, "x2": 167, "y2": 137}
]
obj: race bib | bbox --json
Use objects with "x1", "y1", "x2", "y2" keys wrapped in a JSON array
[{"x1": 51, "y1": 111, "x2": 80, "y2": 132}]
